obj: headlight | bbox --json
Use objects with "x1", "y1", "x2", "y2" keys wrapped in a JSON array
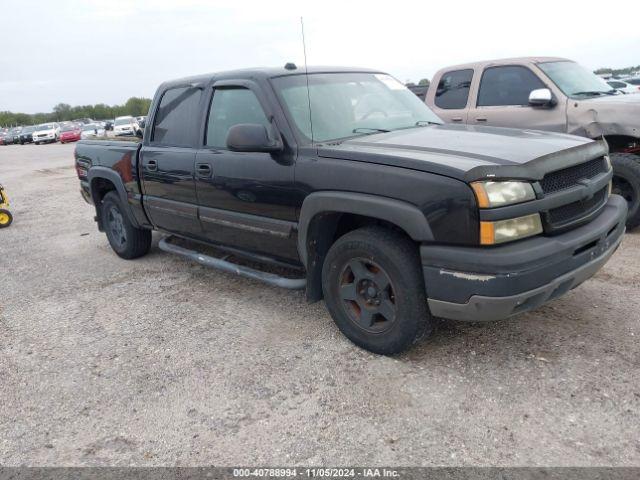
[
  {"x1": 471, "y1": 181, "x2": 536, "y2": 208},
  {"x1": 480, "y1": 213, "x2": 543, "y2": 245}
]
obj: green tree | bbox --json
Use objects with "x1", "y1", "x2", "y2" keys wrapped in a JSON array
[
  {"x1": 418, "y1": 78, "x2": 430, "y2": 86},
  {"x1": 123, "y1": 97, "x2": 152, "y2": 117},
  {"x1": 53, "y1": 103, "x2": 72, "y2": 121}
]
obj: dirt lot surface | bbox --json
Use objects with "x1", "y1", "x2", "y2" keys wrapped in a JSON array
[{"x1": 1, "y1": 143, "x2": 639, "y2": 466}]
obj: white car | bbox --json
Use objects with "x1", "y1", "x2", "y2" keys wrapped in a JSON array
[
  {"x1": 80, "y1": 123, "x2": 106, "y2": 139},
  {"x1": 32, "y1": 123, "x2": 60, "y2": 144},
  {"x1": 113, "y1": 116, "x2": 140, "y2": 136},
  {"x1": 607, "y1": 79, "x2": 640, "y2": 94}
]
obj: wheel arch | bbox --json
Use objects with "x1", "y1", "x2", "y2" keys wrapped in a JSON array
[
  {"x1": 603, "y1": 134, "x2": 640, "y2": 153},
  {"x1": 87, "y1": 167, "x2": 140, "y2": 230},
  {"x1": 298, "y1": 191, "x2": 433, "y2": 302}
]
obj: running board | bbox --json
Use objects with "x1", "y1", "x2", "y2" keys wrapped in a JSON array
[{"x1": 158, "y1": 236, "x2": 306, "y2": 290}]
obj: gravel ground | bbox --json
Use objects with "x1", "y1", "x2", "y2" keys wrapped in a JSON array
[{"x1": 1, "y1": 143, "x2": 639, "y2": 466}]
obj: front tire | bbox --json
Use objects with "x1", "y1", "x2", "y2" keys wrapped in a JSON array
[
  {"x1": 611, "y1": 153, "x2": 640, "y2": 230},
  {"x1": 100, "y1": 191, "x2": 151, "y2": 259},
  {"x1": 321, "y1": 226, "x2": 434, "y2": 355},
  {"x1": 0, "y1": 209, "x2": 13, "y2": 228}
]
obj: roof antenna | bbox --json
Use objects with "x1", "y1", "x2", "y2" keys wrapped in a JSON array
[{"x1": 300, "y1": 16, "x2": 314, "y2": 144}]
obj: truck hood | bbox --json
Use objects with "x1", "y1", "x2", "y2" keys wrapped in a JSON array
[
  {"x1": 577, "y1": 93, "x2": 640, "y2": 106},
  {"x1": 318, "y1": 124, "x2": 601, "y2": 182},
  {"x1": 568, "y1": 94, "x2": 640, "y2": 139}
]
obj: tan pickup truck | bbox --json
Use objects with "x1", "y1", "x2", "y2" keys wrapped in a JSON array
[{"x1": 425, "y1": 57, "x2": 640, "y2": 229}]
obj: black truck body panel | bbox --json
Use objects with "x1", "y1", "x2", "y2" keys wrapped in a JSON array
[{"x1": 75, "y1": 66, "x2": 624, "y2": 323}]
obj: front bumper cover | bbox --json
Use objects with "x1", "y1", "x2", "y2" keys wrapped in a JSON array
[{"x1": 422, "y1": 195, "x2": 627, "y2": 321}]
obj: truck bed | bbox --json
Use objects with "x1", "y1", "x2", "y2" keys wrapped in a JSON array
[{"x1": 75, "y1": 139, "x2": 149, "y2": 228}]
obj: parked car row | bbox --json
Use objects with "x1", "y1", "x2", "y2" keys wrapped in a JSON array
[{"x1": 0, "y1": 115, "x2": 146, "y2": 145}]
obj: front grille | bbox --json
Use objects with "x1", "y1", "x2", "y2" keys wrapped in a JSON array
[
  {"x1": 547, "y1": 187, "x2": 608, "y2": 227},
  {"x1": 540, "y1": 157, "x2": 607, "y2": 194}
]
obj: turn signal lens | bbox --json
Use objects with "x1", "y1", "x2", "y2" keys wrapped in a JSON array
[
  {"x1": 471, "y1": 181, "x2": 536, "y2": 208},
  {"x1": 480, "y1": 221, "x2": 495, "y2": 245},
  {"x1": 480, "y1": 213, "x2": 543, "y2": 245}
]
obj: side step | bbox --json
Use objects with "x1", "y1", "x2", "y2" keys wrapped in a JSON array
[{"x1": 158, "y1": 236, "x2": 307, "y2": 290}]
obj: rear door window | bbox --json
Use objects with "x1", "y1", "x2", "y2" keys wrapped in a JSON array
[
  {"x1": 477, "y1": 66, "x2": 545, "y2": 107},
  {"x1": 434, "y1": 69, "x2": 473, "y2": 109},
  {"x1": 152, "y1": 86, "x2": 202, "y2": 146}
]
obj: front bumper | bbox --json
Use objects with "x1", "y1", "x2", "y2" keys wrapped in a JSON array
[
  {"x1": 35, "y1": 135, "x2": 55, "y2": 141},
  {"x1": 422, "y1": 195, "x2": 627, "y2": 321},
  {"x1": 114, "y1": 129, "x2": 134, "y2": 136}
]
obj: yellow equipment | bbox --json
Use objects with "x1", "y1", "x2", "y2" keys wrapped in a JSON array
[{"x1": 0, "y1": 184, "x2": 13, "y2": 228}]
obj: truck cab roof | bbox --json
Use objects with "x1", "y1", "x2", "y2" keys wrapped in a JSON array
[
  {"x1": 158, "y1": 66, "x2": 384, "y2": 90},
  {"x1": 435, "y1": 57, "x2": 570, "y2": 71}
]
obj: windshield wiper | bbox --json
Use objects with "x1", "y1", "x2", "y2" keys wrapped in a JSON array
[
  {"x1": 572, "y1": 90, "x2": 617, "y2": 96},
  {"x1": 352, "y1": 127, "x2": 391, "y2": 134},
  {"x1": 415, "y1": 120, "x2": 441, "y2": 126}
]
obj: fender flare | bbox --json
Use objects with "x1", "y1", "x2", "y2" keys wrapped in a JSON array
[
  {"x1": 297, "y1": 191, "x2": 434, "y2": 267},
  {"x1": 87, "y1": 167, "x2": 140, "y2": 228}
]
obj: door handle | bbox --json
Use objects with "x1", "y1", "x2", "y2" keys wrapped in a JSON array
[
  {"x1": 146, "y1": 159, "x2": 158, "y2": 171},
  {"x1": 196, "y1": 163, "x2": 212, "y2": 178},
  {"x1": 475, "y1": 118, "x2": 488, "y2": 122},
  {"x1": 451, "y1": 117, "x2": 463, "y2": 122}
]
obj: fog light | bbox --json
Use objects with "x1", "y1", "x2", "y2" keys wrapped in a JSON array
[{"x1": 480, "y1": 213, "x2": 543, "y2": 245}]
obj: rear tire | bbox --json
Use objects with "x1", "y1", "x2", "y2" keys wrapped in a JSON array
[
  {"x1": 611, "y1": 153, "x2": 640, "y2": 230},
  {"x1": 0, "y1": 209, "x2": 13, "y2": 228},
  {"x1": 321, "y1": 226, "x2": 434, "y2": 355},
  {"x1": 100, "y1": 191, "x2": 151, "y2": 259}
]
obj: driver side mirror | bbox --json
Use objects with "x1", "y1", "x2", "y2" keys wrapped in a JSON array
[
  {"x1": 529, "y1": 88, "x2": 555, "y2": 107},
  {"x1": 226, "y1": 124, "x2": 282, "y2": 153}
]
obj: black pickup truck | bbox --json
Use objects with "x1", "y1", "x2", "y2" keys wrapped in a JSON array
[{"x1": 75, "y1": 66, "x2": 627, "y2": 354}]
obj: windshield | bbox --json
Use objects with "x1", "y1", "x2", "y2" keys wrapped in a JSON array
[
  {"x1": 38, "y1": 124, "x2": 54, "y2": 130},
  {"x1": 23, "y1": 126, "x2": 37, "y2": 133},
  {"x1": 62, "y1": 125, "x2": 78, "y2": 132},
  {"x1": 272, "y1": 72, "x2": 442, "y2": 143},
  {"x1": 538, "y1": 61, "x2": 614, "y2": 98},
  {"x1": 115, "y1": 117, "x2": 132, "y2": 126},
  {"x1": 82, "y1": 124, "x2": 98, "y2": 131}
]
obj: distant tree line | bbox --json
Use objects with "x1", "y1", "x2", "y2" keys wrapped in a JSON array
[
  {"x1": 594, "y1": 65, "x2": 640, "y2": 76},
  {"x1": 0, "y1": 97, "x2": 152, "y2": 127}
]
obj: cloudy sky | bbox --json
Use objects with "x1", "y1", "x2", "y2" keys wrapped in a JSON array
[{"x1": 1, "y1": 0, "x2": 638, "y2": 113}]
